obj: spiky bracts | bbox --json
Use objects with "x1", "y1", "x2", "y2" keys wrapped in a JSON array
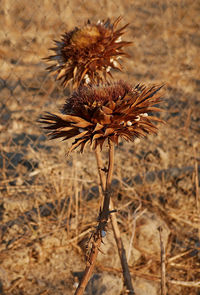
[
  {"x1": 45, "y1": 17, "x2": 131, "y2": 88},
  {"x1": 39, "y1": 81, "x2": 164, "y2": 153}
]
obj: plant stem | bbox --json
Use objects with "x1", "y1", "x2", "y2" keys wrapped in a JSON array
[
  {"x1": 95, "y1": 145, "x2": 106, "y2": 191},
  {"x1": 74, "y1": 237, "x2": 101, "y2": 295},
  {"x1": 101, "y1": 140, "x2": 114, "y2": 220},
  {"x1": 74, "y1": 139, "x2": 115, "y2": 295},
  {"x1": 95, "y1": 144, "x2": 135, "y2": 294},
  {"x1": 110, "y1": 200, "x2": 135, "y2": 294},
  {"x1": 106, "y1": 140, "x2": 114, "y2": 188},
  {"x1": 158, "y1": 226, "x2": 167, "y2": 295}
]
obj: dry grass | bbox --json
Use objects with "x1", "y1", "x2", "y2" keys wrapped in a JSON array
[{"x1": 0, "y1": 0, "x2": 200, "y2": 294}]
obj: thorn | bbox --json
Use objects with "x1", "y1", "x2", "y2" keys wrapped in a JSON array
[
  {"x1": 109, "y1": 209, "x2": 117, "y2": 214},
  {"x1": 98, "y1": 247, "x2": 105, "y2": 255},
  {"x1": 101, "y1": 167, "x2": 108, "y2": 172}
]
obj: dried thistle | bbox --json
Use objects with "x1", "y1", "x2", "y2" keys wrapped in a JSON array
[
  {"x1": 39, "y1": 81, "x2": 164, "y2": 153},
  {"x1": 40, "y1": 14, "x2": 167, "y2": 295},
  {"x1": 45, "y1": 17, "x2": 131, "y2": 88}
]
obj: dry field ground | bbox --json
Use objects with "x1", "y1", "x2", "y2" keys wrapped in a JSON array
[{"x1": 0, "y1": 0, "x2": 200, "y2": 294}]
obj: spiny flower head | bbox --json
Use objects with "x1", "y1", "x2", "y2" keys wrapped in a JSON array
[
  {"x1": 45, "y1": 17, "x2": 131, "y2": 88},
  {"x1": 39, "y1": 81, "x2": 164, "y2": 153}
]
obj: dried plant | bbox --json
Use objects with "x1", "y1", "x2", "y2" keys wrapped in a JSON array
[
  {"x1": 39, "y1": 80, "x2": 164, "y2": 294},
  {"x1": 45, "y1": 17, "x2": 131, "y2": 88},
  {"x1": 39, "y1": 81, "x2": 163, "y2": 154},
  {"x1": 40, "y1": 14, "x2": 166, "y2": 295}
]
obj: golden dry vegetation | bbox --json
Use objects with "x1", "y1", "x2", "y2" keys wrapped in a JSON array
[{"x1": 0, "y1": 0, "x2": 200, "y2": 294}]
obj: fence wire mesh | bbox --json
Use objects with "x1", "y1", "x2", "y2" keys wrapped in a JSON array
[{"x1": 0, "y1": 0, "x2": 200, "y2": 294}]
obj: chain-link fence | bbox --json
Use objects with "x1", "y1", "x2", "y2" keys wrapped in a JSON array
[{"x1": 0, "y1": 0, "x2": 200, "y2": 294}]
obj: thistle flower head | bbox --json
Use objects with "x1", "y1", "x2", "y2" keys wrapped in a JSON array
[
  {"x1": 39, "y1": 81, "x2": 164, "y2": 154},
  {"x1": 45, "y1": 17, "x2": 131, "y2": 88}
]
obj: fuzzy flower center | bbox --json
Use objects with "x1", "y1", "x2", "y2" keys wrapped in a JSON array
[{"x1": 71, "y1": 26, "x2": 100, "y2": 48}]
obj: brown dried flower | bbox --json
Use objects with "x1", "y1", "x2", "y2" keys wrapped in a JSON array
[
  {"x1": 45, "y1": 17, "x2": 131, "y2": 88},
  {"x1": 39, "y1": 81, "x2": 164, "y2": 153}
]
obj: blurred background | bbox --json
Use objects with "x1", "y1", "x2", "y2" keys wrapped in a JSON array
[{"x1": 0, "y1": 0, "x2": 199, "y2": 294}]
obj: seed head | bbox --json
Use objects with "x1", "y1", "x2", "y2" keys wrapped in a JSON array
[
  {"x1": 45, "y1": 17, "x2": 131, "y2": 88},
  {"x1": 39, "y1": 81, "x2": 164, "y2": 154}
]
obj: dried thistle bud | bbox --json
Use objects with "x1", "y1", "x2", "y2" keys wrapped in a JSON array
[
  {"x1": 39, "y1": 81, "x2": 164, "y2": 153},
  {"x1": 45, "y1": 17, "x2": 131, "y2": 88}
]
